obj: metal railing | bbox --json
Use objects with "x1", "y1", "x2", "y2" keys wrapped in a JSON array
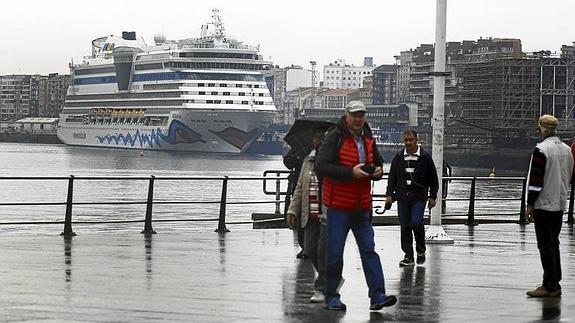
[
  {"x1": 0, "y1": 171, "x2": 573, "y2": 234},
  {"x1": 0, "y1": 174, "x2": 290, "y2": 236}
]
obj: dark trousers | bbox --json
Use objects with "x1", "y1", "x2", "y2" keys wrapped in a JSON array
[
  {"x1": 304, "y1": 219, "x2": 326, "y2": 292},
  {"x1": 533, "y1": 210, "x2": 563, "y2": 292},
  {"x1": 397, "y1": 200, "x2": 427, "y2": 259},
  {"x1": 325, "y1": 208, "x2": 386, "y2": 301}
]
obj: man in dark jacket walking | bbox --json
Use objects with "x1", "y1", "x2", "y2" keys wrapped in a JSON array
[
  {"x1": 315, "y1": 100, "x2": 397, "y2": 311},
  {"x1": 385, "y1": 129, "x2": 439, "y2": 267}
]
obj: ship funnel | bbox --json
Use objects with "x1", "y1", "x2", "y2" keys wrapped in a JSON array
[
  {"x1": 122, "y1": 31, "x2": 137, "y2": 40},
  {"x1": 113, "y1": 46, "x2": 142, "y2": 91}
]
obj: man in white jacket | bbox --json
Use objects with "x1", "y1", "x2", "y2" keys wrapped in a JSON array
[{"x1": 526, "y1": 114, "x2": 574, "y2": 297}]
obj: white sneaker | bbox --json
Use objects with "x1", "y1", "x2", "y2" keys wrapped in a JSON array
[
  {"x1": 309, "y1": 290, "x2": 325, "y2": 303},
  {"x1": 336, "y1": 277, "x2": 345, "y2": 293}
]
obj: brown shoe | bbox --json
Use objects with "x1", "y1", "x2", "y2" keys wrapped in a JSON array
[{"x1": 526, "y1": 285, "x2": 561, "y2": 298}]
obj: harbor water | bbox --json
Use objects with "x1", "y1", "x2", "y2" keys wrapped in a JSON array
[{"x1": 0, "y1": 143, "x2": 527, "y2": 234}]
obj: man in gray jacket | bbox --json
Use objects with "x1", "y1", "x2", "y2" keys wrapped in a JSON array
[{"x1": 526, "y1": 114, "x2": 573, "y2": 297}]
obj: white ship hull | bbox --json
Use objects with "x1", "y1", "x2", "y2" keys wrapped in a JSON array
[
  {"x1": 57, "y1": 109, "x2": 274, "y2": 153},
  {"x1": 60, "y1": 10, "x2": 278, "y2": 154}
]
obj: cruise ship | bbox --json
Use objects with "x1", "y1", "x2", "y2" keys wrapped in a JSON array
[{"x1": 57, "y1": 9, "x2": 276, "y2": 153}]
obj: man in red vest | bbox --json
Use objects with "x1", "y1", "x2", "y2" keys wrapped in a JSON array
[{"x1": 315, "y1": 100, "x2": 397, "y2": 311}]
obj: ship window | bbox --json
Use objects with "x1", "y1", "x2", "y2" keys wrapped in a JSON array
[
  {"x1": 135, "y1": 63, "x2": 164, "y2": 70},
  {"x1": 207, "y1": 100, "x2": 213, "y2": 103},
  {"x1": 253, "y1": 85, "x2": 259, "y2": 88},
  {"x1": 223, "y1": 92, "x2": 230, "y2": 96},
  {"x1": 236, "y1": 84, "x2": 242, "y2": 88},
  {"x1": 211, "y1": 91, "x2": 218, "y2": 95},
  {"x1": 239, "y1": 92, "x2": 246, "y2": 96},
  {"x1": 208, "y1": 83, "x2": 215, "y2": 87},
  {"x1": 220, "y1": 84, "x2": 227, "y2": 87},
  {"x1": 74, "y1": 66, "x2": 116, "y2": 75},
  {"x1": 226, "y1": 100, "x2": 233, "y2": 104},
  {"x1": 199, "y1": 91, "x2": 205, "y2": 95},
  {"x1": 198, "y1": 83, "x2": 205, "y2": 87},
  {"x1": 214, "y1": 100, "x2": 221, "y2": 104},
  {"x1": 258, "y1": 93, "x2": 264, "y2": 97},
  {"x1": 241, "y1": 101, "x2": 248, "y2": 104}
]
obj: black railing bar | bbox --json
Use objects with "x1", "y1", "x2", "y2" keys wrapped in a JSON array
[
  {"x1": 466, "y1": 198, "x2": 521, "y2": 201},
  {"x1": 0, "y1": 176, "x2": 290, "y2": 181},
  {"x1": 72, "y1": 201, "x2": 147, "y2": 206},
  {"x1": 0, "y1": 177, "x2": 71, "y2": 180},
  {"x1": 0, "y1": 221, "x2": 64, "y2": 225},
  {"x1": 444, "y1": 176, "x2": 526, "y2": 181},
  {"x1": 152, "y1": 176, "x2": 288, "y2": 181},
  {"x1": 442, "y1": 213, "x2": 520, "y2": 217},
  {"x1": 150, "y1": 218, "x2": 220, "y2": 223},
  {"x1": 0, "y1": 202, "x2": 67, "y2": 206},
  {"x1": 226, "y1": 201, "x2": 282, "y2": 205},
  {"x1": 152, "y1": 200, "x2": 282, "y2": 205},
  {"x1": 148, "y1": 200, "x2": 223, "y2": 205},
  {"x1": 225, "y1": 220, "x2": 256, "y2": 225}
]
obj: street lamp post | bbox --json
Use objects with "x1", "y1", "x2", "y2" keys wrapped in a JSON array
[{"x1": 426, "y1": 0, "x2": 454, "y2": 244}]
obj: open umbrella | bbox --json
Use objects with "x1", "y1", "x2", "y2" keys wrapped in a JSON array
[{"x1": 283, "y1": 119, "x2": 335, "y2": 157}]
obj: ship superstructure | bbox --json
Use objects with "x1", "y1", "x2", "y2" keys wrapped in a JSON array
[{"x1": 58, "y1": 9, "x2": 275, "y2": 153}]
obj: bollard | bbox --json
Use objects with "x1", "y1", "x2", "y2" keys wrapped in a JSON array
[
  {"x1": 518, "y1": 177, "x2": 528, "y2": 225},
  {"x1": 567, "y1": 182, "x2": 574, "y2": 224},
  {"x1": 215, "y1": 176, "x2": 230, "y2": 233},
  {"x1": 61, "y1": 175, "x2": 76, "y2": 237},
  {"x1": 141, "y1": 175, "x2": 157, "y2": 235},
  {"x1": 466, "y1": 177, "x2": 477, "y2": 226}
]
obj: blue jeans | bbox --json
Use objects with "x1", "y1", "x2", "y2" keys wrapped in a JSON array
[
  {"x1": 397, "y1": 200, "x2": 427, "y2": 259},
  {"x1": 325, "y1": 207, "x2": 386, "y2": 301}
]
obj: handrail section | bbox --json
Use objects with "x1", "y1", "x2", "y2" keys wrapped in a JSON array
[{"x1": 0, "y1": 172, "x2": 572, "y2": 234}]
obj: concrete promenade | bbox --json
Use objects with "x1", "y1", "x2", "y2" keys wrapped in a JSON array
[{"x1": 0, "y1": 223, "x2": 574, "y2": 322}]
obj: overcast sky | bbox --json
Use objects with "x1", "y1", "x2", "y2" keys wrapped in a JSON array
[{"x1": 1, "y1": 0, "x2": 573, "y2": 76}]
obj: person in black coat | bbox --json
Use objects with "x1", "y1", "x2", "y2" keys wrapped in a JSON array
[
  {"x1": 283, "y1": 148, "x2": 307, "y2": 259},
  {"x1": 385, "y1": 130, "x2": 438, "y2": 267}
]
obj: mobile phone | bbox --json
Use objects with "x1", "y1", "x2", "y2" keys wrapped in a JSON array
[{"x1": 360, "y1": 164, "x2": 376, "y2": 174}]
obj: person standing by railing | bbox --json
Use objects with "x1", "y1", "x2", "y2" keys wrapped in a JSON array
[
  {"x1": 385, "y1": 129, "x2": 439, "y2": 267},
  {"x1": 286, "y1": 131, "x2": 335, "y2": 304},
  {"x1": 283, "y1": 148, "x2": 307, "y2": 259},
  {"x1": 315, "y1": 100, "x2": 396, "y2": 311},
  {"x1": 525, "y1": 114, "x2": 573, "y2": 298}
]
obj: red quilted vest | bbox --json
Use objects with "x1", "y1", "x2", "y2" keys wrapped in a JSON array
[{"x1": 322, "y1": 133, "x2": 375, "y2": 212}]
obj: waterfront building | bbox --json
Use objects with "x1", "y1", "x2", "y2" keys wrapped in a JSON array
[
  {"x1": 38, "y1": 74, "x2": 70, "y2": 117},
  {"x1": 450, "y1": 42, "x2": 575, "y2": 149},
  {"x1": 0, "y1": 75, "x2": 40, "y2": 121},
  {"x1": 395, "y1": 37, "x2": 523, "y2": 143},
  {"x1": 372, "y1": 64, "x2": 398, "y2": 105},
  {"x1": 322, "y1": 58, "x2": 375, "y2": 89},
  {"x1": 263, "y1": 65, "x2": 312, "y2": 125}
]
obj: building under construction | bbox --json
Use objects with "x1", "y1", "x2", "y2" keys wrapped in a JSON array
[{"x1": 448, "y1": 43, "x2": 575, "y2": 154}]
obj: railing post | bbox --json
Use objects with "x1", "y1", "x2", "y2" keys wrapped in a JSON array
[
  {"x1": 275, "y1": 172, "x2": 282, "y2": 216},
  {"x1": 466, "y1": 177, "x2": 477, "y2": 226},
  {"x1": 141, "y1": 175, "x2": 156, "y2": 235},
  {"x1": 61, "y1": 175, "x2": 76, "y2": 237},
  {"x1": 567, "y1": 182, "x2": 574, "y2": 224},
  {"x1": 519, "y1": 177, "x2": 528, "y2": 225},
  {"x1": 215, "y1": 176, "x2": 230, "y2": 233}
]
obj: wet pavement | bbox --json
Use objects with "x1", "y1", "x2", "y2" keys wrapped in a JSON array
[{"x1": 0, "y1": 223, "x2": 574, "y2": 322}]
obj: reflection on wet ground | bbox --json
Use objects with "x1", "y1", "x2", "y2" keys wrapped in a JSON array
[{"x1": 0, "y1": 224, "x2": 574, "y2": 321}]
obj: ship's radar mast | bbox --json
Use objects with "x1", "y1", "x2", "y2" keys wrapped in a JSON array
[{"x1": 210, "y1": 8, "x2": 226, "y2": 39}]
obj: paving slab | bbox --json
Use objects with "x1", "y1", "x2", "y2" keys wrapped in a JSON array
[{"x1": 0, "y1": 223, "x2": 573, "y2": 322}]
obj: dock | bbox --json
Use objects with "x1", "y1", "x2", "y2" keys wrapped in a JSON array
[{"x1": 0, "y1": 223, "x2": 574, "y2": 322}]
